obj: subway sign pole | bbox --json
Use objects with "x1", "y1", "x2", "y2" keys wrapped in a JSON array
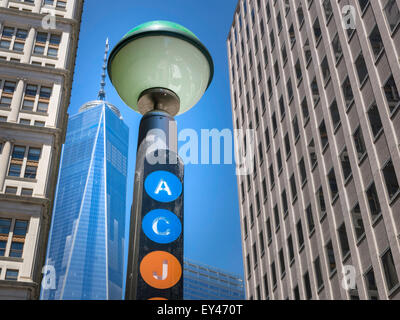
[{"x1": 107, "y1": 21, "x2": 214, "y2": 300}]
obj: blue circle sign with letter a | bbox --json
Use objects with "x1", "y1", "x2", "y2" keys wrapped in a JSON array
[
  {"x1": 142, "y1": 209, "x2": 182, "y2": 244},
  {"x1": 144, "y1": 170, "x2": 182, "y2": 203}
]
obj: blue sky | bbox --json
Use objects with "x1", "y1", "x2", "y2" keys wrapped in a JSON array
[{"x1": 68, "y1": 0, "x2": 243, "y2": 280}]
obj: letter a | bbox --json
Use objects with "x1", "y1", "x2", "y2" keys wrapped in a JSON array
[{"x1": 155, "y1": 180, "x2": 172, "y2": 196}]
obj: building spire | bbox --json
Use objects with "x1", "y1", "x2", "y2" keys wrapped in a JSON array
[{"x1": 98, "y1": 38, "x2": 109, "y2": 101}]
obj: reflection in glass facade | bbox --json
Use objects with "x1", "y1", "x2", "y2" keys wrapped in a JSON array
[
  {"x1": 184, "y1": 259, "x2": 245, "y2": 300},
  {"x1": 40, "y1": 101, "x2": 129, "y2": 300}
]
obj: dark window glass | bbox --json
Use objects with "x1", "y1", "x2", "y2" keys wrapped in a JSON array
[
  {"x1": 264, "y1": 274, "x2": 269, "y2": 298},
  {"x1": 301, "y1": 98, "x2": 309, "y2": 120},
  {"x1": 358, "y1": 0, "x2": 369, "y2": 11},
  {"x1": 295, "y1": 59, "x2": 302, "y2": 81},
  {"x1": 259, "y1": 231, "x2": 265, "y2": 254},
  {"x1": 328, "y1": 169, "x2": 338, "y2": 200},
  {"x1": 338, "y1": 223, "x2": 350, "y2": 258},
  {"x1": 351, "y1": 204, "x2": 365, "y2": 240},
  {"x1": 0, "y1": 218, "x2": 11, "y2": 235},
  {"x1": 284, "y1": 133, "x2": 290, "y2": 156},
  {"x1": 271, "y1": 262, "x2": 277, "y2": 287},
  {"x1": 292, "y1": 116, "x2": 300, "y2": 140},
  {"x1": 299, "y1": 158, "x2": 307, "y2": 184},
  {"x1": 306, "y1": 205, "x2": 314, "y2": 233},
  {"x1": 294, "y1": 285, "x2": 300, "y2": 300},
  {"x1": 382, "y1": 249, "x2": 399, "y2": 291},
  {"x1": 383, "y1": 0, "x2": 400, "y2": 32},
  {"x1": 304, "y1": 39, "x2": 311, "y2": 63},
  {"x1": 313, "y1": 18, "x2": 322, "y2": 42},
  {"x1": 383, "y1": 75, "x2": 400, "y2": 113},
  {"x1": 274, "y1": 205, "x2": 280, "y2": 230},
  {"x1": 332, "y1": 33, "x2": 342, "y2": 62},
  {"x1": 382, "y1": 160, "x2": 400, "y2": 199},
  {"x1": 282, "y1": 189, "x2": 288, "y2": 214},
  {"x1": 279, "y1": 249, "x2": 285, "y2": 275},
  {"x1": 330, "y1": 100, "x2": 341, "y2": 129},
  {"x1": 353, "y1": 126, "x2": 366, "y2": 160},
  {"x1": 321, "y1": 56, "x2": 330, "y2": 83},
  {"x1": 314, "y1": 257, "x2": 324, "y2": 288},
  {"x1": 317, "y1": 187, "x2": 326, "y2": 216},
  {"x1": 355, "y1": 54, "x2": 368, "y2": 84},
  {"x1": 340, "y1": 148, "x2": 352, "y2": 181},
  {"x1": 297, "y1": 220, "x2": 304, "y2": 247},
  {"x1": 365, "y1": 268, "x2": 379, "y2": 300},
  {"x1": 309, "y1": 139, "x2": 317, "y2": 168},
  {"x1": 288, "y1": 235, "x2": 294, "y2": 262},
  {"x1": 323, "y1": 0, "x2": 333, "y2": 20},
  {"x1": 290, "y1": 175, "x2": 297, "y2": 200},
  {"x1": 304, "y1": 272, "x2": 312, "y2": 300},
  {"x1": 311, "y1": 77, "x2": 319, "y2": 105},
  {"x1": 326, "y1": 240, "x2": 336, "y2": 273},
  {"x1": 369, "y1": 25, "x2": 384, "y2": 58},
  {"x1": 266, "y1": 218, "x2": 272, "y2": 241},
  {"x1": 367, "y1": 103, "x2": 383, "y2": 137},
  {"x1": 276, "y1": 149, "x2": 282, "y2": 172},
  {"x1": 366, "y1": 183, "x2": 382, "y2": 219},
  {"x1": 297, "y1": 5, "x2": 304, "y2": 25},
  {"x1": 319, "y1": 120, "x2": 329, "y2": 149},
  {"x1": 342, "y1": 76, "x2": 354, "y2": 108}
]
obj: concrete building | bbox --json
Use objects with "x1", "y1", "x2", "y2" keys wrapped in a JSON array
[
  {"x1": 227, "y1": 0, "x2": 400, "y2": 300},
  {"x1": 0, "y1": 0, "x2": 84, "y2": 299},
  {"x1": 183, "y1": 259, "x2": 245, "y2": 300}
]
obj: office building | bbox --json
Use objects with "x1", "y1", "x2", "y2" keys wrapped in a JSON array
[
  {"x1": 40, "y1": 39, "x2": 129, "y2": 300},
  {"x1": 184, "y1": 259, "x2": 245, "y2": 300},
  {"x1": 0, "y1": 0, "x2": 84, "y2": 299},
  {"x1": 227, "y1": 0, "x2": 400, "y2": 300}
]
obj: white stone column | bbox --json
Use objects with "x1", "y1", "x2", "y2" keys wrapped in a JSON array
[
  {"x1": 0, "y1": 140, "x2": 12, "y2": 192},
  {"x1": 2, "y1": 0, "x2": 10, "y2": 8},
  {"x1": 22, "y1": 26, "x2": 36, "y2": 64},
  {"x1": 33, "y1": 0, "x2": 42, "y2": 13},
  {"x1": 8, "y1": 79, "x2": 25, "y2": 123},
  {"x1": 19, "y1": 215, "x2": 40, "y2": 282}
]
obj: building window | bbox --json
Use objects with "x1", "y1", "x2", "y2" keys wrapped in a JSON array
[
  {"x1": 340, "y1": 148, "x2": 352, "y2": 181},
  {"x1": 264, "y1": 274, "x2": 269, "y2": 299},
  {"x1": 284, "y1": 133, "x2": 290, "y2": 157},
  {"x1": 277, "y1": 12, "x2": 282, "y2": 32},
  {"x1": 303, "y1": 39, "x2": 312, "y2": 64},
  {"x1": 332, "y1": 33, "x2": 342, "y2": 63},
  {"x1": 296, "y1": 220, "x2": 304, "y2": 248},
  {"x1": 5, "y1": 186, "x2": 17, "y2": 195},
  {"x1": 295, "y1": 59, "x2": 302, "y2": 82},
  {"x1": 328, "y1": 168, "x2": 338, "y2": 200},
  {"x1": 287, "y1": 235, "x2": 294, "y2": 262},
  {"x1": 353, "y1": 126, "x2": 366, "y2": 160},
  {"x1": 290, "y1": 175, "x2": 297, "y2": 201},
  {"x1": 243, "y1": 216, "x2": 248, "y2": 238},
  {"x1": 355, "y1": 53, "x2": 369, "y2": 85},
  {"x1": 381, "y1": 248, "x2": 399, "y2": 291},
  {"x1": 311, "y1": 77, "x2": 319, "y2": 105},
  {"x1": 252, "y1": 243, "x2": 258, "y2": 267},
  {"x1": 383, "y1": 0, "x2": 400, "y2": 32},
  {"x1": 351, "y1": 203, "x2": 365, "y2": 240},
  {"x1": 8, "y1": 145, "x2": 41, "y2": 179},
  {"x1": 299, "y1": 158, "x2": 307, "y2": 184},
  {"x1": 382, "y1": 159, "x2": 400, "y2": 200},
  {"x1": 0, "y1": 26, "x2": 27, "y2": 52},
  {"x1": 338, "y1": 223, "x2": 350, "y2": 259},
  {"x1": 367, "y1": 102, "x2": 383, "y2": 138},
  {"x1": 0, "y1": 80, "x2": 16, "y2": 108},
  {"x1": 281, "y1": 43, "x2": 287, "y2": 63},
  {"x1": 272, "y1": 112, "x2": 277, "y2": 133},
  {"x1": 262, "y1": 178, "x2": 267, "y2": 201},
  {"x1": 276, "y1": 149, "x2": 282, "y2": 172},
  {"x1": 287, "y1": 78, "x2": 293, "y2": 101},
  {"x1": 269, "y1": 164, "x2": 274, "y2": 187},
  {"x1": 365, "y1": 268, "x2": 379, "y2": 300},
  {"x1": 279, "y1": 249, "x2": 285, "y2": 276},
  {"x1": 266, "y1": 218, "x2": 272, "y2": 242},
  {"x1": 329, "y1": 100, "x2": 341, "y2": 130},
  {"x1": 303, "y1": 271, "x2": 312, "y2": 300},
  {"x1": 259, "y1": 231, "x2": 265, "y2": 255},
  {"x1": 281, "y1": 189, "x2": 288, "y2": 214},
  {"x1": 321, "y1": 56, "x2": 330, "y2": 83},
  {"x1": 383, "y1": 75, "x2": 400, "y2": 114},
  {"x1": 33, "y1": 32, "x2": 61, "y2": 57},
  {"x1": 297, "y1": 4, "x2": 304, "y2": 25},
  {"x1": 369, "y1": 25, "x2": 384, "y2": 59},
  {"x1": 274, "y1": 205, "x2": 280, "y2": 230},
  {"x1": 313, "y1": 18, "x2": 322, "y2": 43},
  {"x1": 314, "y1": 256, "x2": 324, "y2": 289},
  {"x1": 271, "y1": 262, "x2": 277, "y2": 288},
  {"x1": 293, "y1": 285, "x2": 300, "y2": 300},
  {"x1": 288, "y1": 24, "x2": 295, "y2": 45},
  {"x1": 0, "y1": 218, "x2": 28, "y2": 258},
  {"x1": 22, "y1": 84, "x2": 52, "y2": 113},
  {"x1": 319, "y1": 120, "x2": 329, "y2": 149},
  {"x1": 342, "y1": 76, "x2": 354, "y2": 108},
  {"x1": 5, "y1": 269, "x2": 19, "y2": 281},
  {"x1": 323, "y1": 0, "x2": 333, "y2": 21},
  {"x1": 308, "y1": 139, "x2": 318, "y2": 169},
  {"x1": 306, "y1": 205, "x2": 314, "y2": 233},
  {"x1": 317, "y1": 187, "x2": 326, "y2": 217},
  {"x1": 246, "y1": 254, "x2": 251, "y2": 276},
  {"x1": 301, "y1": 98, "x2": 309, "y2": 121},
  {"x1": 292, "y1": 115, "x2": 300, "y2": 141},
  {"x1": 366, "y1": 182, "x2": 382, "y2": 219},
  {"x1": 326, "y1": 240, "x2": 336, "y2": 273}
]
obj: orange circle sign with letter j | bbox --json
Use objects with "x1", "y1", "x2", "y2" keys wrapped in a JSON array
[{"x1": 140, "y1": 251, "x2": 182, "y2": 289}]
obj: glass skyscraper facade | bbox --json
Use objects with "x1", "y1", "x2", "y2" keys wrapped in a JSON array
[
  {"x1": 40, "y1": 101, "x2": 129, "y2": 300},
  {"x1": 184, "y1": 259, "x2": 245, "y2": 300}
]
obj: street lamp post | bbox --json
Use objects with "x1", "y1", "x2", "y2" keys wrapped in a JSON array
[{"x1": 108, "y1": 20, "x2": 214, "y2": 300}]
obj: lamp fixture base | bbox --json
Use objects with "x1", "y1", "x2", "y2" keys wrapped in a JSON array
[{"x1": 137, "y1": 88, "x2": 180, "y2": 116}]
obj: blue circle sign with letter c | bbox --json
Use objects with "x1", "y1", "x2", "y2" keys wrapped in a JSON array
[
  {"x1": 144, "y1": 170, "x2": 182, "y2": 203},
  {"x1": 142, "y1": 209, "x2": 182, "y2": 244}
]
